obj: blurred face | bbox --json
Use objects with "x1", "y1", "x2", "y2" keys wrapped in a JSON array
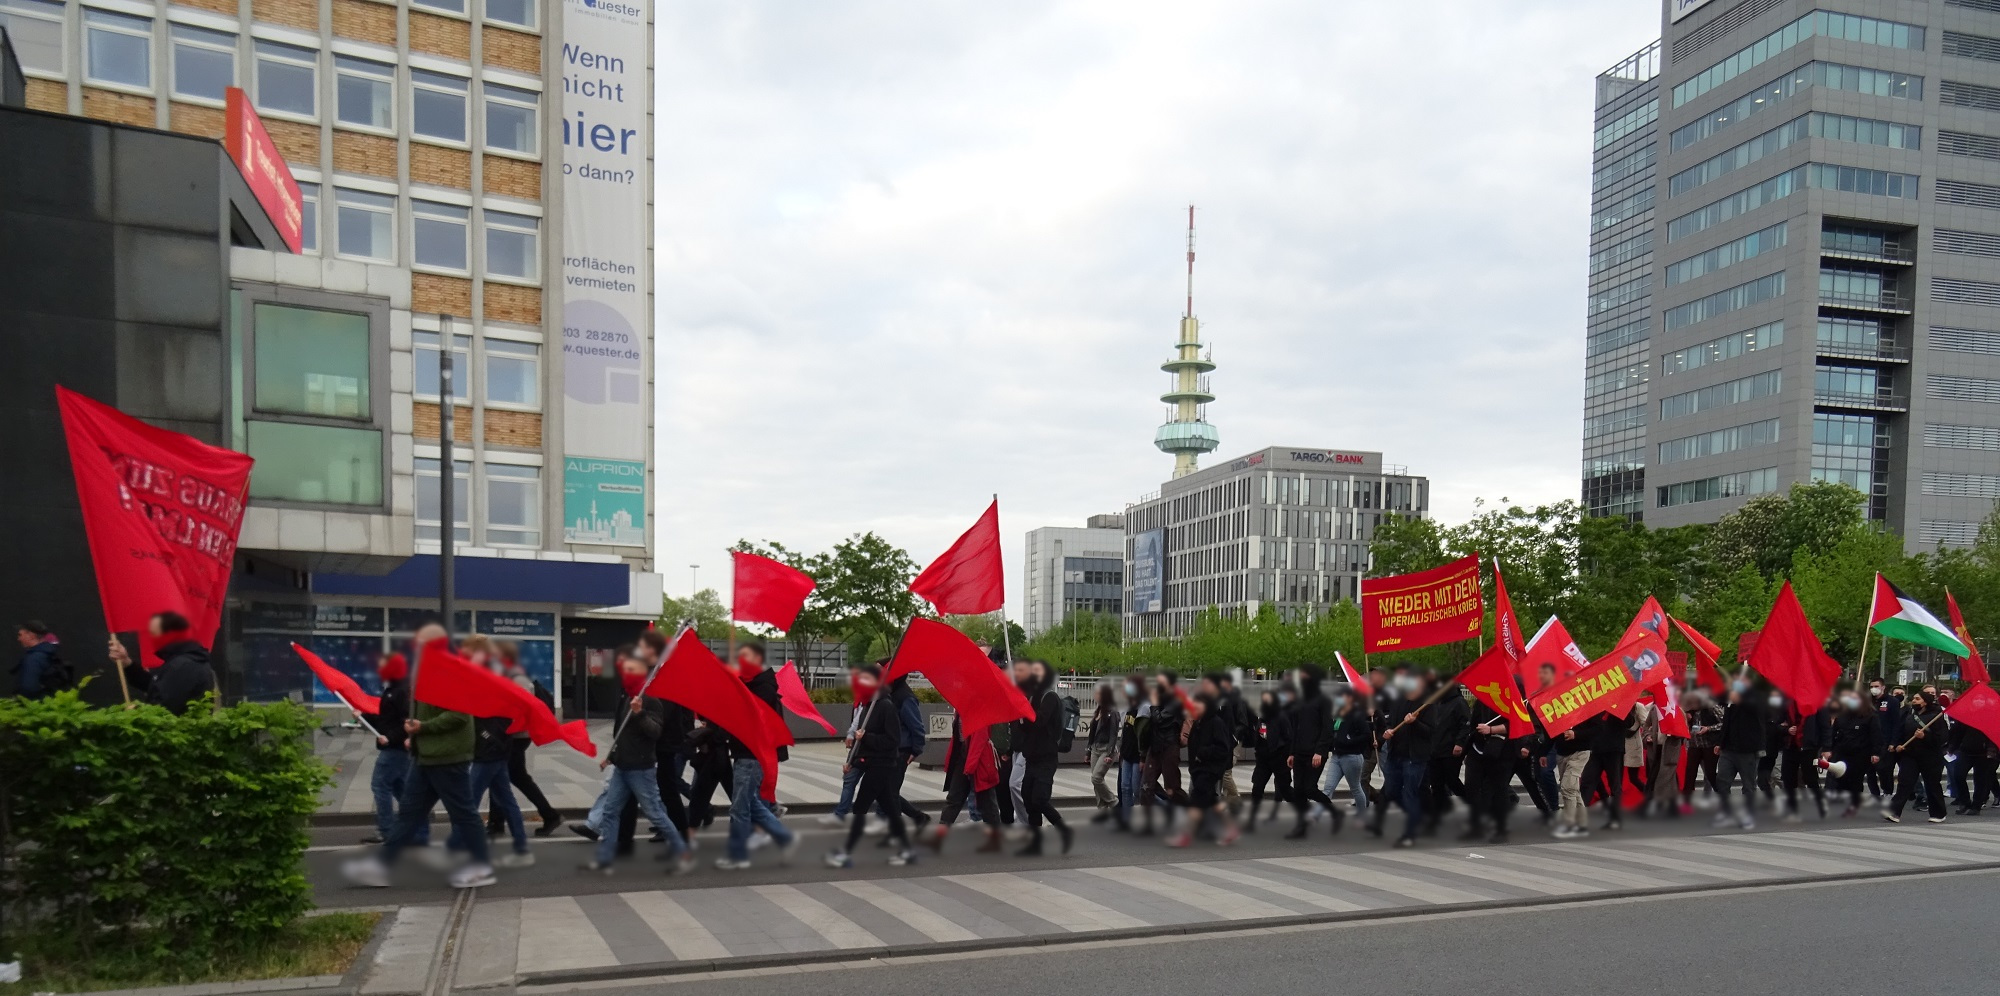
[
  {"x1": 15, "y1": 628, "x2": 35, "y2": 649},
  {"x1": 1538, "y1": 663, "x2": 1557, "y2": 690},
  {"x1": 619, "y1": 657, "x2": 646, "y2": 681},
  {"x1": 413, "y1": 623, "x2": 447, "y2": 649},
  {"x1": 1012, "y1": 659, "x2": 1034, "y2": 685},
  {"x1": 1368, "y1": 670, "x2": 1387, "y2": 691},
  {"x1": 854, "y1": 669, "x2": 881, "y2": 693},
  {"x1": 1199, "y1": 677, "x2": 1221, "y2": 699},
  {"x1": 736, "y1": 646, "x2": 765, "y2": 671}
]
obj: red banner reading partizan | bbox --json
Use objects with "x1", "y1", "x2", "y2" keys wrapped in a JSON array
[
  {"x1": 57, "y1": 386, "x2": 254, "y2": 649},
  {"x1": 1360, "y1": 555, "x2": 1484, "y2": 654}
]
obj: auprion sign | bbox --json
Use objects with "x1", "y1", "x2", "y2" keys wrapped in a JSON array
[{"x1": 1670, "y1": 0, "x2": 1716, "y2": 23}]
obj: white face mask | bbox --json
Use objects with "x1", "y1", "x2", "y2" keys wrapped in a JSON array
[{"x1": 1767, "y1": 694, "x2": 1784, "y2": 710}]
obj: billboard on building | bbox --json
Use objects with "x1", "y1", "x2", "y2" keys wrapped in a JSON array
[
  {"x1": 1130, "y1": 529, "x2": 1165, "y2": 613},
  {"x1": 561, "y1": 0, "x2": 650, "y2": 546},
  {"x1": 1670, "y1": 0, "x2": 1715, "y2": 22}
]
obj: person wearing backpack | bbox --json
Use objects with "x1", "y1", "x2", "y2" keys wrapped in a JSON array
[
  {"x1": 1014, "y1": 658, "x2": 1073, "y2": 856},
  {"x1": 13, "y1": 621, "x2": 69, "y2": 699}
]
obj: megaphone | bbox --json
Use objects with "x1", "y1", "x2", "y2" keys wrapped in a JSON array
[{"x1": 1815, "y1": 758, "x2": 1848, "y2": 778}]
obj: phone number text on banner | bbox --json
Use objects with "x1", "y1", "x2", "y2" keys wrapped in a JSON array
[{"x1": 1360, "y1": 554, "x2": 1484, "y2": 654}]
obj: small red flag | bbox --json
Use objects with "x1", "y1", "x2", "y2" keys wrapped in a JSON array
[
  {"x1": 415, "y1": 641, "x2": 596, "y2": 756},
  {"x1": 731, "y1": 551, "x2": 817, "y2": 631},
  {"x1": 1745, "y1": 582, "x2": 1841, "y2": 712},
  {"x1": 1948, "y1": 590, "x2": 1988, "y2": 685},
  {"x1": 1670, "y1": 615, "x2": 1729, "y2": 695},
  {"x1": 775, "y1": 660, "x2": 838, "y2": 736},
  {"x1": 1654, "y1": 678, "x2": 1691, "y2": 738},
  {"x1": 884, "y1": 618, "x2": 1034, "y2": 732},
  {"x1": 1947, "y1": 683, "x2": 2000, "y2": 745},
  {"x1": 1519, "y1": 616, "x2": 1592, "y2": 684},
  {"x1": 1491, "y1": 558, "x2": 1528, "y2": 664},
  {"x1": 292, "y1": 642, "x2": 380, "y2": 714},
  {"x1": 1335, "y1": 651, "x2": 1369, "y2": 691},
  {"x1": 1621, "y1": 596, "x2": 1670, "y2": 648},
  {"x1": 1527, "y1": 636, "x2": 1650, "y2": 738},
  {"x1": 1456, "y1": 645, "x2": 1534, "y2": 737},
  {"x1": 644, "y1": 630, "x2": 784, "y2": 801},
  {"x1": 909, "y1": 500, "x2": 1006, "y2": 615}
]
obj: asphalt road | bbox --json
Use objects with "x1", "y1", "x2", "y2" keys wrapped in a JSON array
[
  {"x1": 306, "y1": 794, "x2": 1987, "y2": 908},
  {"x1": 516, "y1": 867, "x2": 2000, "y2": 996}
]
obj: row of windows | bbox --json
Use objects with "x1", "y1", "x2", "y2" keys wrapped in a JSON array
[
  {"x1": 1815, "y1": 364, "x2": 1889, "y2": 402},
  {"x1": 1663, "y1": 271, "x2": 1785, "y2": 332},
  {"x1": 1589, "y1": 231, "x2": 1653, "y2": 275},
  {"x1": 1588, "y1": 275, "x2": 1649, "y2": 316},
  {"x1": 1922, "y1": 472, "x2": 2000, "y2": 499},
  {"x1": 296, "y1": 182, "x2": 539, "y2": 279},
  {"x1": 1584, "y1": 362, "x2": 1647, "y2": 398},
  {"x1": 0, "y1": 5, "x2": 543, "y2": 156},
  {"x1": 1931, "y1": 374, "x2": 2000, "y2": 404},
  {"x1": 1658, "y1": 468, "x2": 1778, "y2": 508},
  {"x1": 1662, "y1": 320, "x2": 1784, "y2": 376},
  {"x1": 1595, "y1": 98, "x2": 1658, "y2": 150},
  {"x1": 1658, "y1": 418, "x2": 1781, "y2": 465},
  {"x1": 1592, "y1": 143, "x2": 1656, "y2": 191},
  {"x1": 1820, "y1": 266, "x2": 1896, "y2": 307},
  {"x1": 1583, "y1": 447, "x2": 1644, "y2": 477},
  {"x1": 1935, "y1": 229, "x2": 2000, "y2": 259},
  {"x1": 1667, "y1": 164, "x2": 1918, "y2": 243},
  {"x1": 1927, "y1": 423, "x2": 2000, "y2": 450},
  {"x1": 1584, "y1": 405, "x2": 1647, "y2": 438},
  {"x1": 1673, "y1": 10, "x2": 1924, "y2": 108},
  {"x1": 1932, "y1": 325, "x2": 2000, "y2": 355},
  {"x1": 1669, "y1": 61, "x2": 1921, "y2": 153},
  {"x1": 1811, "y1": 413, "x2": 1884, "y2": 498},
  {"x1": 1668, "y1": 113, "x2": 1920, "y2": 200},
  {"x1": 1664, "y1": 222, "x2": 1787, "y2": 286},
  {"x1": 1586, "y1": 318, "x2": 1649, "y2": 357},
  {"x1": 1660, "y1": 369, "x2": 1782, "y2": 420},
  {"x1": 1592, "y1": 187, "x2": 1655, "y2": 232},
  {"x1": 411, "y1": 331, "x2": 540, "y2": 408},
  {"x1": 1934, "y1": 276, "x2": 2000, "y2": 308},
  {"x1": 415, "y1": 458, "x2": 542, "y2": 547},
  {"x1": 1819, "y1": 315, "x2": 1892, "y2": 355}
]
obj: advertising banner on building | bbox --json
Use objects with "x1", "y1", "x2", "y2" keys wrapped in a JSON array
[
  {"x1": 561, "y1": 0, "x2": 650, "y2": 546},
  {"x1": 223, "y1": 87, "x2": 304, "y2": 253},
  {"x1": 1359, "y1": 554, "x2": 1483, "y2": 653},
  {"x1": 1130, "y1": 529, "x2": 1165, "y2": 613}
]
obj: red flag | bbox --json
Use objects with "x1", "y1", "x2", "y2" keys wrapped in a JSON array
[
  {"x1": 1527, "y1": 636, "x2": 1649, "y2": 738},
  {"x1": 909, "y1": 500, "x2": 1006, "y2": 615},
  {"x1": 292, "y1": 642, "x2": 380, "y2": 714},
  {"x1": 1948, "y1": 590, "x2": 1988, "y2": 685},
  {"x1": 415, "y1": 641, "x2": 596, "y2": 756},
  {"x1": 1335, "y1": 651, "x2": 1369, "y2": 691},
  {"x1": 1491, "y1": 558, "x2": 1527, "y2": 663},
  {"x1": 1359, "y1": 555, "x2": 1484, "y2": 653},
  {"x1": 1609, "y1": 625, "x2": 1672, "y2": 694},
  {"x1": 775, "y1": 660, "x2": 838, "y2": 736},
  {"x1": 1947, "y1": 683, "x2": 2000, "y2": 745},
  {"x1": 1621, "y1": 596, "x2": 1670, "y2": 648},
  {"x1": 1746, "y1": 582, "x2": 1841, "y2": 712},
  {"x1": 1519, "y1": 616, "x2": 1593, "y2": 684},
  {"x1": 644, "y1": 631, "x2": 784, "y2": 801},
  {"x1": 1654, "y1": 678, "x2": 1691, "y2": 738},
  {"x1": 884, "y1": 618, "x2": 1034, "y2": 731},
  {"x1": 731, "y1": 551, "x2": 817, "y2": 631},
  {"x1": 1456, "y1": 645, "x2": 1534, "y2": 737},
  {"x1": 56, "y1": 386, "x2": 254, "y2": 650},
  {"x1": 1670, "y1": 616, "x2": 1729, "y2": 695}
]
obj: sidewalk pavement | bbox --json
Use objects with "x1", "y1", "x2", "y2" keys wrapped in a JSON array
[
  {"x1": 316, "y1": 726, "x2": 1147, "y2": 817},
  {"x1": 351, "y1": 820, "x2": 2000, "y2": 991}
]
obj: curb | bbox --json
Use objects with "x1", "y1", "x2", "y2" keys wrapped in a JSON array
[
  {"x1": 41, "y1": 911, "x2": 401, "y2": 996},
  {"x1": 514, "y1": 859, "x2": 2000, "y2": 988}
]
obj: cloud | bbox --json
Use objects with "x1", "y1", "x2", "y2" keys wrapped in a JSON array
[{"x1": 652, "y1": 0, "x2": 1659, "y2": 595}]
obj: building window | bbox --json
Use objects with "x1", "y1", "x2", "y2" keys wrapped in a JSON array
[
  {"x1": 252, "y1": 304, "x2": 371, "y2": 418},
  {"x1": 411, "y1": 200, "x2": 470, "y2": 272},
  {"x1": 1662, "y1": 321, "x2": 1782, "y2": 375},
  {"x1": 412, "y1": 0, "x2": 468, "y2": 14},
  {"x1": 484, "y1": 82, "x2": 539, "y2": 155},
  {"x1": 169, "y1": 24, "x2": 234, "y2": 102},
  {"x1": 334, "y1": 188, "x2": 395, "y2": 263},
  {"x1": 296, "y1": 181, "x2": 320, "y2": 252},
  {"x1": 1659, "y1": 370, "x2": 1782, "y2": 420},
  {"x1": 84, "y1": 9, "x2": 152, "y2": 90},
  {"x1": 247, "y1": 422, "x2": 383, "y2": 506},
  {"x1": 413, "y1": 330, "x2": 471, "y2": 401},
  {"x1": 484, "y1": 211, "x2": 539, "y2": 281},
  {"x1": 0, "y1": 0, "x2": 65, "y2": 75},
  {"x1": 485, "y1": 339, "x2": 539, "y2": 407},
  {"x1": 1663, "y1": 272, "x2": 1785, "y2": 332},
  {"x1": 484, "y1": 0, "x2": 535, "y2": 29},
  {"x1": 254, "y1": 40, "x2": 317, "y2": 117},
  {"x1": 1657, "y1": 468, "x2": 1778, "y2": 507},
  {"x1": 415, "y1": 458, "x2": 472, "y2": 543},
  {"x1": 1812, "y1": 413, "x2": 1882, "y2": 493},
  {"x1": 485, "y1": 464, "x2": 540, "y2": 546},
  {"x1": 411, "y1": 69, "x2": 469, "y2": 143},
  {"x1": 335, "y1": 56, "x2": 394, "y2": 130}
]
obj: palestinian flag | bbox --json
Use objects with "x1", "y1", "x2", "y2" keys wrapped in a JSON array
[{"x1": 1868, "y1": 574, "x2": 1970, "y2": 657}]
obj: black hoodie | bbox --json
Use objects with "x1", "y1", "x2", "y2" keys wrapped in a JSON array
[
  {"x1": 1899, "y1": 703, "x2": 1946, "y2": 761},
  {"x1": 1184, "y1": 698, "x2": 1235, "y2": 774},
  {"x1": 1015, "y1": 669, "x2": 1064, "y2": 762},
  {"x1": 1255, "y1": 699, "x2": 1293, "y2": 760},
  {"x1": 720, "y1": 665, "x2": 789, "y2": 763},
  {"x1": 1286, "y1": 667, "x2": 1336, "y2": 757},
  {"x1": 146, "y1": 639, "x2": 216, "y2": 714},
  {"x1": 1381, "y1": 690, "x2": 1438, "y2": 761},
  {"x1": 369, "y1": 677, "x2": 414, "y2": 751}
]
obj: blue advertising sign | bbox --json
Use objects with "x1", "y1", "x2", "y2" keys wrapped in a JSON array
[{"x1": 1131, "y1": 529, "x2": 1165, "y2": 614}]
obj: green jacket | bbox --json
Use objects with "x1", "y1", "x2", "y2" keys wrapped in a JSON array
[{"x1": 411, "y1": 702, "x2": 474, "y2": 766}]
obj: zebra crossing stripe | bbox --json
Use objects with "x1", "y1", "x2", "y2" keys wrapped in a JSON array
[
  {"x1": 621, "y1": 891, "x2": 731, "y2": 960},
  {"x1": 749, "y1": 884, "x2": 885, "y2": 949},
  {"x1": 1077, "y1": 866, "x2": 1294, "y2": 920},
  {"x1": 1169, "y1": 861, "x2": 1373, "y2": 912},
  {"x1": 941, "y1": 872, "x2": 1148, "y2": 931},
  {"x1": 1257, "y1": 855, "x2": 1499, "y2": 905},
  {"x1": 828, "y1": 879, "x2": 982, "y2": 942}
]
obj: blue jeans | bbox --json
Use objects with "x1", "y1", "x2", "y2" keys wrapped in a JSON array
[
  {"x1": 1324, "y1": 753, "x2": 1368, "y2": 818},
  {"x1": 832, "y1": 764, "x2": 862, "y2": 818},
  {"x1": 727, "y1": 758, "x2": 793, "y2": 862},
  {"x1": 370, "y1": 749, "x2": 427, "y2": 844},
  {"x1": 382, "y1": 762, "x2": 487, "y2": 866},
  {"x1": 1377, "y1": 755, "x2": 1428, "y2": 842},
  {"x1": 448, "y1": 759, "x2": 526, "y2": 854},
  {"x1": 596, "y1": 766, "x2": 685, "y2": 865},
  {"x1": 1118, "y1": 759, "x2": 1142, "y2": 823}
]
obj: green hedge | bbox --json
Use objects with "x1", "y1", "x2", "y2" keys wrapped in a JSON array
[{"x1": 0, "y1": 691, "x2": 331, "y2": 961}]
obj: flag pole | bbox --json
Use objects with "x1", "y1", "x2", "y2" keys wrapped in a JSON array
[
  {"x1": 1854, "y1": 572, "x2": 1878, "y2": 685},
  {"x1": 330, "y1": 691, "x2": 384, "y2": 740},
  {"x1": 605, "y1": 621, "x2": 690, "y2": 762}
]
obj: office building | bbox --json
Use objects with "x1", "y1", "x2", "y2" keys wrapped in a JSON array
[
  {"x1": 1584, "y1": 0, "x2": 2000, "y2": 549},
  {"x1": 1022, "y1": 514, "x2": 1126, "y2": 638},
  {"x1": 0, "y1": 0, "x2": 659, "y2": 707},
  {"x1": 1122, "y1": 447, "x2": 1429, "y2": 639}
]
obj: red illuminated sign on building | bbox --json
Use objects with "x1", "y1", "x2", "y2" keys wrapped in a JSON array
[{"x1": 223, "y1": 87, "x2": 304, "y2": 253}]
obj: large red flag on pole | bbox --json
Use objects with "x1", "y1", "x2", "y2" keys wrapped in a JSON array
[
  {"x1": 1621, "y1": 596, "x2": 1670, "y2": 648},
  {"x1": 1948, "y1": 590, "x2": 1988, "y2": 685},
  {"x1": 414, "y1": 640, "x2": 596, "y2": 756},
  {"x1": 56, "y1": 386, "x2": 254, "y2": 651},
  {"x1": 1359, "y1": 555, "x2": 1484, "y2": 654},
  {"x1": 1456, "y1": 645, "x2": 1534, "y2": 737},
  {"x1": 731, "y1": 551, "x2": 817, "y2": 631},
  {"x1": 644, "y1": 631, "x2": 784, "y2": 801},
  {"x1": 1518, "y1": 616, "x2": 1593, "y2": 684},
  {"x1": 1670, "y1": 615, "x2": 1729, "y2": 694},
  {"x1": 775, "y1": 660, "x2": 838, "y2": 736},
  {"x1": 1491, "y1": 558, "x2": 1528, "y2": 664},
  {"x1": 1947, "y1": 683, "x2": 2000, "y2": 744},
  {"x1": 1745, "y1": 582, "x2": 1842, "y2": 711},
  {"x1": 884, "y1": 618, "x2": 1034, "y2": 731},
  {"x1": 909, "y1": 500, "x2": 1005, "y2": 615},
  {"x1": 292, "y1": 642, "x2": 380, "y2": 714}
]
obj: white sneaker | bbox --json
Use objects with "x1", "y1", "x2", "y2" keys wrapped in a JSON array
[
  {"x1": 780, "y1": 835, "x2": 801, "y2": 867},
  {"x1": 450, "y1": 863, "x2": 496, "y2": 888},
  {"x1": 1738, "y1": 813, "x2": 1756, "y2": 830},
  {"x1": 668, "y1": 854, "x2": 696, "y2": 876},
  {"x1": 748, "y1": 830, "x2": 772, "y2": 851},
  {"x1": 824, "y1": 849, "x2": 853, "y2": 869},
  {"x1": 1710, "y1": 813, "x2": 1734, "y2": 829},
  {"x1": 497, "y1": 852, "x2": 535, "y2": 868},
  {"x1": 714, "y1": 857, "x2": 753, "y2": 871},
  {"x1": 863, "y1": 816, "x2": 889, "y2": 835},
  {"x1": 888, "y1": 849, "x2": 916, "y2": 867},
  {"x1": 816, "y1": 813, "x2": 848, "y2": 826},
  {"x1": 342, "y1": 856, "x2": 390, "y2": 888}
]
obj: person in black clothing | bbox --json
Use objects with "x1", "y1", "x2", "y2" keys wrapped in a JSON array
[
  {"x1": 715, "y1": 642, "x2": 797, "y2": 870},
  {"x1": 615, "y1": 633, "x2": 695, "y2": 849},
  {"x1": 1422, "y1": 678, "x2": 1470, "y2": 835},
  {"x1": 1869, "y1": 682, "x2": 1903, "y2": 800},
  {"x1": 105, "y1": 611, "x2": 216, "y2": 714},
  {"x1": 489, "y1": 639, "x2": 565, "y2": 837},
  {"x1": 1886, "y1": 690, "x2": 1948, "y2": 823},
  {"x1": 1086, "y1": 684, "x2": 1122, "y2": 825},
  {"x1": 13, "y1": 621, "x2": 66, "y2": 699},
  {"x1": 1169, "y1": 675, "x2": 1240, "y2": 847},
  {"x1": 826, "y1": 664, "x2": 915, "y2": 867},
  {"x1": 1755, "y1": 691, "x2": 1792, "y2": 807},
  {"x1": 1324, "y1": 684, "x2": 1373, "y2": 824},
  {"x1": 580, "y1": 652, "x2": 692, "y2": 874},
  {"x1": 1370, "y1": 669, "x2": 1435, "y2": 847},
  {"x1": 454, "y1": 638, "x2": 532, "y2": 866},
  {"x1": 1823, "y1": 688, "x2": 1883, "y2": 816},
  {"x1": 1712, "y1": 679, "x2": 1767, "y2": 830},
  {"x1": 1014, "y1": 659, "x2": 1073, "y2": 856},
  {"x1": 1138, "y1": 678, "x2": 1184, "y2": 834},
  {"x1": 361, "y1": 652, "x2": 425, "y2": 845},
  {"x1": 929, "y1": 711, "x2": 1004, "y2": 853},
  {"x1": 1950, "y1": 714, "x2": 1998, "y2": 815},
  {"x1": 1247, "y1": 688, "x2": 1292, "y2": 831},
  {"x1": 1214, "y1": 672, "x2": 1254, "y2": 814},
  {"x1": 1284, "y1": 664, "x2": 1340, "y2": 838},
  {"x1": 1780, "y1": 697, "x2": 1830, "y2": 821},
  {"x1": 1461, "y1": 699, "x2": 1518, "y2": 843}
]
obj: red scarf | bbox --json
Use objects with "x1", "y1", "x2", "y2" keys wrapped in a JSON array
[
  {"x1": 378, "y1": 653, "x2": 408, "y2": 681},
  {"x1": 621, "y1": 668, "x2": 647, "y2": 697}
]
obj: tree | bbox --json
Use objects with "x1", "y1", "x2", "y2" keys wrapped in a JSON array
[
  {"x1": 1705, "y1": 481, "x2": 1867, "y2": 582},
  {"x1": 732, "y1": 532, "x2": 924, "y2": 665},
  {"x1": 659, "y1": 588, "x2": 740, "y2": 640},
  {"x1": 1788, "y1": 524, "x2": 1913, "y2": 667},
  {"x1": 947, "y1": 614, "x2": 1027, "y2": 653}
]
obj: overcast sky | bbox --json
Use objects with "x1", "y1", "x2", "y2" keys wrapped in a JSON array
[{"x1": 651, "y1": 0, "x2": 1662, "y2": 600}]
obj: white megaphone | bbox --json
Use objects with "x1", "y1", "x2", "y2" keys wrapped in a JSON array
[{"x1": 1815, "y1": 757, "x2": 1848, "y2": 778}]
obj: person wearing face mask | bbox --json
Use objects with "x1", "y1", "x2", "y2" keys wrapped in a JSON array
[
  {"x1": 1682, "y1": 687, "x2": 1724, "y2": 810},
  {"x1": 1886, "y1": 690, "x2": 1949, "y2": 823},
  {"x1": 360, "y1": 651, "x2": 421, "y2": 846},
  {"x1": 1116, "y1": 672, "x2": 1150, "y2": 830},
  {"x1": 1711, "y1": 677, "x2": 1767, "y2": 830},
  {"x1": 1422, "y1": 673, "x2": 1471, "y2": 837},
  {"x1": 1323, "y1": 682, "x2": 1372, "y2": 827},
  {"x1": 1824, "y1": 688, "x2": 1882, "y2": 816},
  {"x1": 1014, "y1": 658, "x2": 1074, "y2": 856},
  {"x1": 1779, "y1": 692, "x2": 1829, "y2": 822},
  {"x1": 573, "y1": 649, "x2": 692, "y2": 875},
  {"x1": 1364, "y1": 668, "x2": 1390, "y2": 808},
  {"x1": 1950, "y1": 705, "x2": 1997, "y2": 816},
  {"x1": 1086, "y1": 683, "x2": 1121, "y2": 825},
  {"x1": 450, "y1": 637, "x2": 534, "y2": 867},
  {"x1": 1284, "y1": 664, "x2": 1342, "y2": 838},
  {"x1": 1871, "y1": 682, "x2": 1903, "y2": 801},
  {"x1": 714, "y1": 642, "x2": 798, "y2": 870},
  {"x1": 1757, "y1": 691, "x2": 1792, "y2": 809},
  {"x1": 1461, "y1": 694, "x2": 1518, "y2": 843},
  {"x1": 1170, "y1": 675, "x2": 1241, "y2": 847},
  {"x1": 826, "y1": 664, "x2": 913, "y2": 868},
  {"x1": 1368, "y1": 669, "x2": 1435, "y2": 847},
  {"x1": 1139, "y1": 675, "x2": 1186, "y2": 834},
  {"x1": 1247, "y1": 688, "x2": 1293, "y2": 831}
]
